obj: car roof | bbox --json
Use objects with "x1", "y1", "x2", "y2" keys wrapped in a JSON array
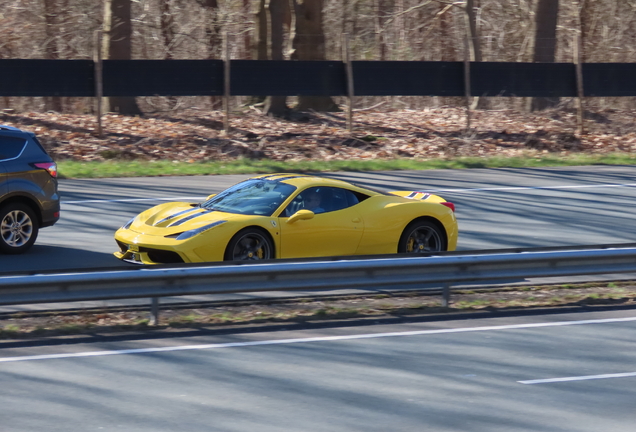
[
  {"x1": 250, "y1": 173, "x2": 382, "y2": 195},
  {"x1": 0, "y1": 125, "x2": 24, "y2": 132},
  {"x1": 0, "y1": 125, "x2": 35, "y2": 138}
]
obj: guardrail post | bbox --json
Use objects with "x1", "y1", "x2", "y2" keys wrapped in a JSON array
[
  {"x1": 149, "y1": 297, "x2": 160, "y2": 326},
  {"x1": 441, "y1": 284, "x2": 451, "y2": 308}
]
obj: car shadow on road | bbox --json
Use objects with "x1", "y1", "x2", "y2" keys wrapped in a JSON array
[{"x1": 0, "y1": 245, "x2": 134, "y2": 276}]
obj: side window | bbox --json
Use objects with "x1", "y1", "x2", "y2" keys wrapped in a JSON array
[
  {"x1": 0, "y1": 136, "x2": 27, "y2": 161},
  {"x1": 283, "y1": 187, "x2": 362, "y2": 216},
  {"x1": 283, "y1": 187, "x2": 325, "y2": 216},
  {"x1": 331, "y1": 188, "x2": 354, "y2": 211}
]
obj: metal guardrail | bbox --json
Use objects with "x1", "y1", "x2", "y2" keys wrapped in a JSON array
[{"x1": 2, "y1": 247, "x2": 636, "y2": 310}]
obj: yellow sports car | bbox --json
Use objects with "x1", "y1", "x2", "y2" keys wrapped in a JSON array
[{"x1": 114, "y1": 174, "x2": 458, "y2": 264}]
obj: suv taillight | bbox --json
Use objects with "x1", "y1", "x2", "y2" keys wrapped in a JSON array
[{"x1": 33, "y1": 162, "x2": 57, "y2": 178}]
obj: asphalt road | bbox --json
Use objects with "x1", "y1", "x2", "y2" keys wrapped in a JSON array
[
  {"x1": 1, "y1": 309, "x2": 635, "y2": 431},
  {"x1": 3, "y1": 165, "x2": 636, "y2": 275}
]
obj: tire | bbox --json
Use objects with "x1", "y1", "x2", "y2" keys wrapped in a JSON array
[
  {"x1": 398, "y1": 220, "x2": 446, "y2": 254},
  {"x1": 224, "y1": 228, "x2": 274, "y2": 261},
  {"x1": 0, "y1": 203, "x2": 39, "y2": 254}
]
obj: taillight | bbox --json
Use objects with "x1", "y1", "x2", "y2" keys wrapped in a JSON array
[
  {"x1": 440, "y1": 202, "x2": 455, "y2": 212},
  {"x1": 33, "y1": 162, "x2": 57, "y2": 178}
]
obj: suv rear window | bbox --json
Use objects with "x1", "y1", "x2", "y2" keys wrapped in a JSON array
[{"x1": 0, "y1": 136, "x2": 27, "y2": 160}]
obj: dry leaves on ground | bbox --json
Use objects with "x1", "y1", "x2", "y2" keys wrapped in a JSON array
[{"x1": 1, "y1": 106, "x2": 635, "y2": 163}]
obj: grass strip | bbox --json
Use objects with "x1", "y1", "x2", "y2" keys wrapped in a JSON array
[
  {"x1": 57, "y1": 153, "x2": 636, "y2": 179},
  {"x1": 1, "y1": 282, "x2": 635, "y2": 340}
]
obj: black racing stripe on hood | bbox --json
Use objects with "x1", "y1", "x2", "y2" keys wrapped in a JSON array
[
  {"x1": 168, "y1": 210, "x2": 214, "y2": 227},
  {"x1": 154, "y1": 208, "x2": 201, "y2": 226}
]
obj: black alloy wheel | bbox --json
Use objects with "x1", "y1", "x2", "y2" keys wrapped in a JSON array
[
  {"x1": 0, "y1": 203, "x2": 39, "y2": 254},
  {"x1": 398, "y1": 220, "x2": 446, "y2": 254},
  {"x1": 225, "y1": 228, "x2": 273, "y2": 261}
]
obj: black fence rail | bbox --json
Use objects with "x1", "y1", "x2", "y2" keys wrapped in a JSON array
[{"x1": 3, "y1": 59, "x2": 636, "y2": 98}]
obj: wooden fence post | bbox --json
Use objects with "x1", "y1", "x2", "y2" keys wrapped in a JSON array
[
  {"x1": 574, "y1": 32, "x2": 585, "y2": 135},
  {"x1": 463, "y1": 33, "x2": 472, "y2": 133},
  {"x1": 223, "y1": 31, "x2": 230, "y2": 135},
  {"x1": 342, "y1": 33, "x2": 354, "y2": 133},
  {"x1": 93, "y1": 30, "x2": 103, "y2": 139}
]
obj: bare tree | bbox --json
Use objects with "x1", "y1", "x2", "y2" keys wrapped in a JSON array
[
  {"x1": 530, "y1": 0, "x2": 560, "y2": 111},
  {"x1": 197, "y1": 0, "x2": 223, "y2": 109},
  {"x1": 465, "y1": 0, "x2": 488, "y2": 109},
  {"x1": 245, "y1": 0, "x2": 268, "y2": 106},
  {"x1": 102, "y1": 0, "x2": 142, "y2": 115},
  {"x1": 263, "y1": 0, "x2": 291, "y2": 116},
  {"x1": 160, "y1": 0, "x2": 178, "y2": 60},
  {"x1": 43, "y1": 0, "x2": 63, "y2": 112},
  {"x1": 375, "y1": 0, "x2": 390, "y2": 61},
  {"x1": 291, "y1": 0, "x2": 339, "y2": 112}
]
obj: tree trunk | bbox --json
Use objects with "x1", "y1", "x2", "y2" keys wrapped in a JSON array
[
  {"x1": 263, "y1": 0, "x2": 289, "y2": 117},
  {"x1": 466, "y1": 0, "x2": 487, "y2": 109},
  {"x1": 160, "y1": 0, "x2": 179, "y2": 108},
  {"x1": 243, "y1": 0, "x2": 268, "y2": 106},
  {"x1": 243, "y1": 0, "x2": 252, "y2": 58},
  {"x1": 199, "y1": 0, "x2": 222, "y2": 109},
  {"x1": 160, "y1": 0, "x2": 177, "y2": 60},
  {"x1": 102, "y1": 0, "x2": 142, "y2": 115},
  {"x1": 438, "y1": 4, "x2": 456, "y2": 107},
  {"x1": 375, "y1": 0, "x2": 389, "y2": 61},
  {"x1": 291, "y1": 0, "x2": 339, "y2": 112},
  {"x1": 530, "y1": 0, "x2": 560, "y2": 111},
  {"x1": 43, "y1": 0, "x2": 63, "y2": 112}
]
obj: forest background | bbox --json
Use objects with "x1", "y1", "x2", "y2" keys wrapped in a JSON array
[{"x1": 0, "y1": 0, "x2": 635, "y2": 174}]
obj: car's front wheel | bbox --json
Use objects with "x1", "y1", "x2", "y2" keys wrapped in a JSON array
[
  {"x1": 398, "y1": 220, "x2": 446, "y2": 254},
  {"x1": 0, "y1": 203, "x2": 39, "y2": 254},
  {"x1": 224, "y1": 228, "x2": 273, "y2": 261}
]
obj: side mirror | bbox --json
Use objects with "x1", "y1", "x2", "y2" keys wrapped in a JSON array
[
  {"x1": 206, "y1": 193, "x2": 217, "y2": 200},
  {"x1": 287, "y1": 209, "x2": 315, "y2": 224}
]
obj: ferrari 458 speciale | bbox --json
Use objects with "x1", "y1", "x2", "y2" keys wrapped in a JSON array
[{"x1": 114, "y1": 174, "x2": 458, "y2": 264}]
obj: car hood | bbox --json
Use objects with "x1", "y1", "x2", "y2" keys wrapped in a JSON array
[{"x1": 129, "y1": 202, "x2": 242, "y2": 236}]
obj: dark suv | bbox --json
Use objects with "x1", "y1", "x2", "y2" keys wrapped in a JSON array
[{"x1": 0, "y1": 125, "x2": 59, "y2": 254}]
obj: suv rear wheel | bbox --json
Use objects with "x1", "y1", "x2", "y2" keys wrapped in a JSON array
[{"x1": 0, "y1": 203, "x2": 39, "y2": 254}]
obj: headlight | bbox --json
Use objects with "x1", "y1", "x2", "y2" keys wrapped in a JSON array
[
  {"x1": 165, "y1": 220, "x2": 227, "y2": 241},
  {"x1": 122, "y1": 217, "x2": 136, "y2": 230}
]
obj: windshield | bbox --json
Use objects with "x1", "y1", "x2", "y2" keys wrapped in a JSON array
[{"x1": 200, "y1": 179, "x2": 297, "y2": 216}]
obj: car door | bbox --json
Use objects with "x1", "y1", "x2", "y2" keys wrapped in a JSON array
[
  {"x1": 0, "y1": 162, "x2": 7, "y2": 199},
  {"x1": 278, "y1": 187, "x2": 364, "y2": 258},
  {"x1": 0, "y1": 140, "x2": 10, "y2": 199}
]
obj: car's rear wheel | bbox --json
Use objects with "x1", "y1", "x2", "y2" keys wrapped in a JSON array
[
  {"x1": 224, "y1": 228, "x2": 273, "y2": 261},
  {"x1": 398, "y1": 220, "x2": 446, "y2": 254},
  {"x1": 0, "y1": 203, "x2": 39, "y2": 254}
]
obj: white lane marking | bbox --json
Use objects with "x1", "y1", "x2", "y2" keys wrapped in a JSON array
[
  {"x1": 62, "y1": 197, "x2": 206, "y2": 204},
  {"x1": 1, "y1": 316, "x2": 635, "y2": 364},
  {"x1": 60, "y1": 182, "x2": 636, "y2": 204},
  {"x1": 428, "y1": 182, "x2": 636, "y2": 194},
  {"x1": 519, "y1": 371, "x2": 636, "y2": 385}
]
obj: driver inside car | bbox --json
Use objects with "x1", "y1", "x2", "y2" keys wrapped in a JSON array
[{"x1": 302, "y1": 189, "x2": 326, "y2": 214}]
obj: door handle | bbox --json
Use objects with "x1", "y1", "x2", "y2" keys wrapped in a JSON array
[{"x1": 351, "y1": 217, "x2": 361, "y2": 223}]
